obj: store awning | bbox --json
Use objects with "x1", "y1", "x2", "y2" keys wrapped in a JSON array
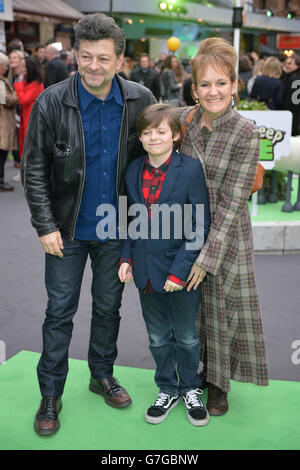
[{"x1": 13, "y1": 0, "x2": 84, "y2": 21}]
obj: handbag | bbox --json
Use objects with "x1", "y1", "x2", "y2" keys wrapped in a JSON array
[{"x1": 177, "y1": 106, "x2": 265, "y2": 194}]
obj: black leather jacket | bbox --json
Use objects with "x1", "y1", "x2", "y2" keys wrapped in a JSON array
[{"x1": 21, "y1": 72, "x2": 155, "y2": 240}]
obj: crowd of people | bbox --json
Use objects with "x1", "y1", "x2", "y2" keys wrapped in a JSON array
[{"x1": 1, "y1": 33, "x2": 300, "y2": 193}]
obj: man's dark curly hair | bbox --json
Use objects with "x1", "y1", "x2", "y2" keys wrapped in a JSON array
[{"x1": 74, "y1": 13, "x2": 126, "y2": 57}]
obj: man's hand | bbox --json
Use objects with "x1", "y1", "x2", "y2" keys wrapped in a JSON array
[
  {"x1": 118, "y1": 263, "x2": 133, "y2": 283},
  {"x1": 163, "y1": 279, "x2": 184, "y2": 293},
  {"x1": 186, "y1": 263, "x2": 206, "y2": 292},
  {"x1": 39, "y1": 231, "x2": 64, "y2": 258}
]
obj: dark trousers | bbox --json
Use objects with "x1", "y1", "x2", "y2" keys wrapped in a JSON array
[
  {"x1": 37, "y1": 238, "x2": 124, "y2": 397},
  {"x1": 138, "y1": 286, "x2": 202, "y2": 396},
  {"x1": 0, "y1": 149, "x2": 8, "y2": 181}
]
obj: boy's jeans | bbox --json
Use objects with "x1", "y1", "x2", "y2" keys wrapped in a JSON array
[{"x1": 138, "y1": 286, "x2": 202, "y2": 396}]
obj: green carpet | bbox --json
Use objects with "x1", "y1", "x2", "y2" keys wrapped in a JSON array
[
  {"x1": 249, "y1": 176, "x2": 300, "y2": 222},
  {"x1": 0, "y1": 351, "x2": 299, "y2": 451}
]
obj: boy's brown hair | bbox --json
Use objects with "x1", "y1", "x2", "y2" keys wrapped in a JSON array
[{"x1": 136, "y1": 103, "x2": 181, "y2": 138}]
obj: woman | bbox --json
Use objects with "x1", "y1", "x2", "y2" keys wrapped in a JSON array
[
  {"x1": 8, "y1": 49, "x2": 24, "y2": 169},
  {"x1": 161, "y1": 55, "x2": 182, "y2": 107},
  {"x1": 247, "y1": 59, "x2": 264, "y2": 96},
  {"x1": 13, "y1": 56, "x2": 44, "y2": 160},
  {"x1": 0, "y1": 52, "x2": 18, "y2": 191},
  {"x1": 250, "y1": 56, "x2": 283, "y2": 110},
  {"x1": 177, "y1": 38, "x2": 269, "y2": 416}
]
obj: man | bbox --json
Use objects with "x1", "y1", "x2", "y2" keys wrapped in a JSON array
[
  {"x1": 21, "y1": 13, "x2": 155, "y2": 436},
  {"x1": 44, "y1": 44, "x2": 69, "y2": 88},
  {"x1": 281, "y1": 54, "x2": 300, "y2": 136},
  {"x1": 130, "y1": 53, "x2": 161, "y2": 101},
  {"x1": 34, "y1": 44, "x2": 47, "y2": 81}
]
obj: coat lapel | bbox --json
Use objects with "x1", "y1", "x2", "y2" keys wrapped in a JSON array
[{"x1": 157, "y1": 150, "x2": 181, "y2": 204}]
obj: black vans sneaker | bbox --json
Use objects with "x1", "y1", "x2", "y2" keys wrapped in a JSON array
[
  {"x1": 145, "y1": 392, "x2": 180, "y2": 424},
  {"x1": 182, "y1": 389, "x2": 209, "y2": 426}
]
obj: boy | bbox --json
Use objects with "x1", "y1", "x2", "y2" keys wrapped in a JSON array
[{"x1": 118, "y1": 104, "x2": 210, "y2": 426}]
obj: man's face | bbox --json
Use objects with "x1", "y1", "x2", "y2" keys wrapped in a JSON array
[
  {"x1": 37, "y1": 48, "x2": 46, "y2": 62},
  {"x1": 140, "y1": 56, "x2": 150, "y2": 69},
  {"x1": 284, "y1": 57, "x2": 298, "y2": 74},
  {"x1": 76, "y1": 39, "x2": 124, "y2": 97}
]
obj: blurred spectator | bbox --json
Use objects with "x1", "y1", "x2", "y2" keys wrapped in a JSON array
[
  {"x1": 60, "y1": 50, "x2": 75, "y2": 75},
  {"x1": 160, "y1": 55, "x2": 182, "y2": 107},
  {"x1": 182, "y1": 75, "x2": 196, "y2": 106},
  {"x1": 8, "y1": 49, "x2": 25, "y2": 168},
  {"x1": 130, "y1": 53, "x2": 161, "y2": 101},
  {"x1": 239, "y1": 55, "x2": 253, "y2": 99},
  {"x1": 247, "y1": 59, "x2": 265, "y2": 96},
  {"x1": 44, "y1": 44, "x2": 69, "y2": 88},
  {"x1": 281, "y1": 54, "x2": 300, "y2": 136},
  {"x1": 8, "y1": 49, "x2": 25, "y2": 84},
  {"x1": 0, "y1": 52, "x2": 18, "y2": 192},
  {"x1": 118, "y1": 56, "x2": 133, "y2": 79},
  {"x1": 7, "y1": 38, "x2": 24, "y2": 54},
  {"x1": 250, "y1": 56, "x2": 283, "y2": 110},
  {"x1": 34, "y1": 44, "x2": 47, "y2": 81},
  {"x1": 13, "y1": 56, "x2": 44, "y2": 182}
]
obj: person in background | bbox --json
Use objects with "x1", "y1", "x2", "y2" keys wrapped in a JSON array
[
  {"x1": 250, "y1": 56, "x2": 283, "y2": 110},
  {"x1": 34, "y1": 45, "x2": 47, "y2": 81},
  {"x1": 161, "y1": 55, "x2": 182, "y2": 107},
  {"x1": 281, "y1": 54, "x2": 300, "y2": 136},
  {"x1": 7, "y1": 38, "x2": 24, "y2": 55},
  {"x1": 118, "y1": 56, "x2": 133, "y2": 79},
  {"x1": 130, "y1": 53, "x2": 161, "y2": 101},
  {"x1": 239, "y1": 55, "x2": 253, "y2": 100},
  {"x1": 247, "y1": 59, "x2": 264, "y2": 96},
  {"x1": 177, "y1": 37, "x2": 269, "y2": 417},
  {"x1": 0, "y1": 52, "x2": 18, "y2": 192},
  {"x1": 8, "y1": 49, "x2": 25, "y2": 169},
  {"x1": 13, "y1": 56, "x2": 44, "y2": 160},
  {"x1": 44, "y1": 44, "x2": 69, "y2": 88}
]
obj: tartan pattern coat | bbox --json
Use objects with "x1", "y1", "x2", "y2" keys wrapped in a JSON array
[{"x1": 177, "y1": 104, "x2": 269, "y2": 392}]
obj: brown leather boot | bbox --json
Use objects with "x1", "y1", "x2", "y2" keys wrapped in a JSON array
[
  {"x1": 206, "y1": 383, "x2": 228, "y2": 416},
  {"x1": 89, "y1": 376, "x2": 132, "y2": 408},
  {"x1": 34, "y1": 396, "x2": 62, "y2": 435}
]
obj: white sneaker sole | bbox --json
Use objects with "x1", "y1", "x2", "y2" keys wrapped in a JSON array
[
  {"x1": 145, "y1": 398, "x2": 179, "y2": 424},
  {"x1": 186, "y1": 410, "x2": 210, "y2": 426}
]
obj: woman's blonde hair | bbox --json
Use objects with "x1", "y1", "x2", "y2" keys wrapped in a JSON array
[
  {"x1": 262, "y1": 56, "x2": 282, "y2": 79},
  {"x1": 191, "y1": 37, "x2": 237, "y2": 85}
]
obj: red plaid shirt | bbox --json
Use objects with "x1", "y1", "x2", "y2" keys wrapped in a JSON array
[{"x1": 121, "y1": 154, "x2": 186, "y2": 292}]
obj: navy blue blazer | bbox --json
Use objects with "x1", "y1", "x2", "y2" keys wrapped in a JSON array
[{"x1": 121, "y1": 150, "x2": 211, "y2": 293}]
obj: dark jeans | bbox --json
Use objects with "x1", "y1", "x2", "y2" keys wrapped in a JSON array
[
  {"x1": 37, "y1": 238, "x2": 124, "y2": 397},
  {"x1": 138, "y1": 287, "x2": 202, "y2": 396}
]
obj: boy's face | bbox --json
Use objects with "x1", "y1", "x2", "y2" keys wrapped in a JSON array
[{"x1": 139, "y1": 119, "x2": 179, "y2": 162}]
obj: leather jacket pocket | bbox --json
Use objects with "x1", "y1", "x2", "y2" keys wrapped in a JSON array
[{"x1": 53, "y1": 142, "x2": 72, "y2": 158}]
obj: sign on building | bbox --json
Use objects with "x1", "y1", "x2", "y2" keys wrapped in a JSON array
[{"x1": 238, "y1": 111, "x2": 293, "y2": 170}]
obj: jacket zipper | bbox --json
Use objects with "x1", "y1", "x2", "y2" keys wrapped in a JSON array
[
  {"x1": 71, "y1": 108, "x2": 86, "y2": 240},
  {"x1": 115, "y1": 104, "x2": 126, "y2": 200}
]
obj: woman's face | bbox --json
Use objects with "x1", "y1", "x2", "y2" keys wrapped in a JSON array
[
  {"x1": 9, "y1": 52, "x2": 23, "y2": 70},
  {"x1": 0, "y1": 63, "x2": 8, "y2": 76},
  {"x1": 193, "y1": 64, "x2": 236, "y2": 119}
]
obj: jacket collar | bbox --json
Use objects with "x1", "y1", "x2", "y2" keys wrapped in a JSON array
[
  {"x1": 62, "y1": 71, "x2": 143, "y2": 108},
  {"x1": 192, "y1": 103, "x2": 236, "y2": 130}
]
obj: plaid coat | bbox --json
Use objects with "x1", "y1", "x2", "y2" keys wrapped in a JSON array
[{"x1": 177, "y1": 105, "x2": 269, "y2": 391}]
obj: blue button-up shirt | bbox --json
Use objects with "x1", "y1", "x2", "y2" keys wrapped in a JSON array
[{"x1": 74, "y1": 74, "x2": 123, "y2": 241}]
